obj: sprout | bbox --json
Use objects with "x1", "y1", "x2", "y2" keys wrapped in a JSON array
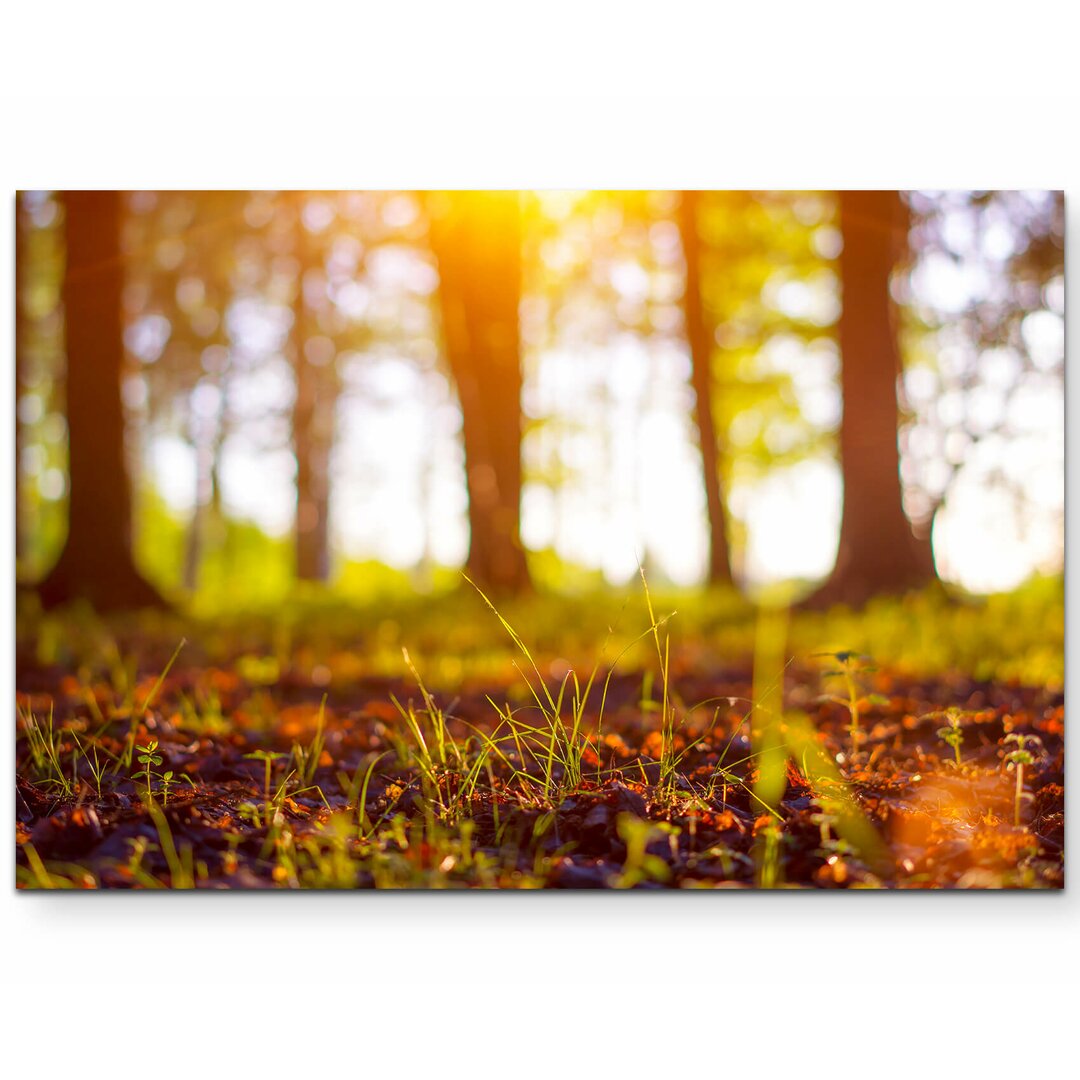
[
  {"x1": 1002, "y1": 733, "x2": 1045, "y2": 828},
  {"x1": 934, "y1": 708, "x2": 966, "y2": 768},
  {"x1": 816, "y1": 651, "x2": 887, "y2": 753},
  {"x1": 134, "y1": 739, "x2": 163, "y2": 804}
]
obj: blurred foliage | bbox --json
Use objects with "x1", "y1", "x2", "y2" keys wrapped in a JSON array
[
  {"x1": 898, "y1": 190, "x2": 1065, "y2": 532},
  {"x1": 699, "y1": 191, "x2": 840, "y2": 478},
  {"x1": 695, "y1": 192, "x2": 841, "y2": 569},
  {"x1": 14, "y1": 189, "x2": 1064, "y2": 598},
  {"x1": 17, "y1": 572, "x2": 1063, "y2": 695},
  {"x1": 517, "y1": 190, "x2": 841, "y2": 579},
  {"x1": 15, "y1": 191, "x2": 67, "y2": 580}
]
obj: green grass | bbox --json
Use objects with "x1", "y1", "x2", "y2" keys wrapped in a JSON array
[{"x1": 18, "y1": 573, "x2": 1063, "y2": 694}]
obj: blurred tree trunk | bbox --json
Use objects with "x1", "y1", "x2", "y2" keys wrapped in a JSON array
[
  {"x1": 678, "y1": 191, "x2": 733, "y2": 587},
  {"x1": 807, "y1": 190, "x2": 934, "y2": 609},
  {"x1": 182, "y1": 378, "x2": 227, "y2": 593},
  {"x1": 181, "y1": 438, "x2": 207, "y2": 593},
  {"x1": 429, "y1": 192, "x2": 530, "y2": 593},
  {"x1": 39, "y1": 191, "x2": 165, "y2": 610},
  {"x1": 292, "y1": 209, "x2": 333, "y2": 582}
]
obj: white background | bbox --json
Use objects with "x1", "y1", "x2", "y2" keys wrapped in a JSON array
[{"x1": 2, "y1": 4, "x2": 1078, "y2": 1077}]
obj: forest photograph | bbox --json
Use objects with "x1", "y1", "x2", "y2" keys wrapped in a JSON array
[{"x1": 13, "y1": 188, "x2": 1065, "y2": 890}]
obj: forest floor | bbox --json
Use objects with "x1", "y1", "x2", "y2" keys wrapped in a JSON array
[{"x1": 14, "y1": 579, "x2": 1065, "y2": 889}]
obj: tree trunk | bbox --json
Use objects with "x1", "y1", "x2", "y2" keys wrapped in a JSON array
[
  {"x1": 678, "y1": 191, "x2": 733, "y2": 587},
  {"x1": 292, "y1": 210, "x2": 332, "y2": 582},
  {"x1": 38, "y1": 191, "x2": 165, "y2": 611},
  {"x1": 429, "y1": 192, "x2": 530, "y2": 594},
  {"x1": 807, "y1": 190, "x2": 934, "y2": 609}
]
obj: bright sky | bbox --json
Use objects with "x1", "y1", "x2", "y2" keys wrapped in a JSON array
[
  {"x1": 143, "y1": 331, "x2": 1063, "y2": 595},
  {"x1": 133, "y1": 191, "x2": 1065, "y2": 596}
]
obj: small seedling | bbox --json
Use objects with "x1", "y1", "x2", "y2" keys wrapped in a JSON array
[
  {"x1": 816, "y1": 651, "x2": 888, "y2": 751},
  {"x1": 135, "y1": 740, "x2": 163, "y2": 803},
  {"x1": 159, "y1": 770, "x2": 176, "y2": 805},
  {"x1": 1002, "y1": 733, "x2": 1044, "y2": 828},
  {"x1": 936, "y1": 709, "x2": 965, "y2": 768}
]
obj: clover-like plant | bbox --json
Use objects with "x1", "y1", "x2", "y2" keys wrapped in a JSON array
[
  {"x1": 135, "y1": 740, "x2": 163, "y2": 803},
  {"x1": 1002, "y1": 733, "x2": 1044, "y2": 828}
]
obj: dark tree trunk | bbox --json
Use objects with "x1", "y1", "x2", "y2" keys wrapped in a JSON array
[
  {"x1": 39, "y1": 191, "x2": 165, "y2": 611},
  {"x1": 292, "y1": 212, "x2": 332, "y2": 582},
  {"x1": 807, "y1": 190, "x2": 934, "y2": 609},
  {"x1": 678, "y1": 191, "x2": 733, "y2": 587},
  {"x1": 430, "y1": 192, "x2": 530, "y2": 594}
]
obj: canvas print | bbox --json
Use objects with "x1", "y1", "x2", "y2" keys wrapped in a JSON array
[{"x1": 14, "y1": 190, "x2": 1064, "y2": 889}]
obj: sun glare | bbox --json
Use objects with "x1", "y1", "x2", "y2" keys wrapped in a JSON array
[{"x1": 15, "y1": 190, "x2": 1064, "y2": 596}]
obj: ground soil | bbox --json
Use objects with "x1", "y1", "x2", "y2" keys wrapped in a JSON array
[{"x1": 15, "y1": 640, "x2": 1064, "y2": 889}]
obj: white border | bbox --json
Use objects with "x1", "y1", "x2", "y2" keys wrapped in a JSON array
[{"x1": 2, "y1": 4, "x2": 1078, "y2": 1077}]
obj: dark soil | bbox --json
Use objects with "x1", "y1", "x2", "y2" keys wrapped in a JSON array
[{"x1": 15, "y1": 650, "x2": 1064, "y2": 889}]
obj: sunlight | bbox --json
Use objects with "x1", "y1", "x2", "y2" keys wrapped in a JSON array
[
  {"x1": 16, "y1": 188, "x2": 1065, "y2": 598},
  {"x1": 735, "y1": 458, "x2": 841, "y2": 586}
]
